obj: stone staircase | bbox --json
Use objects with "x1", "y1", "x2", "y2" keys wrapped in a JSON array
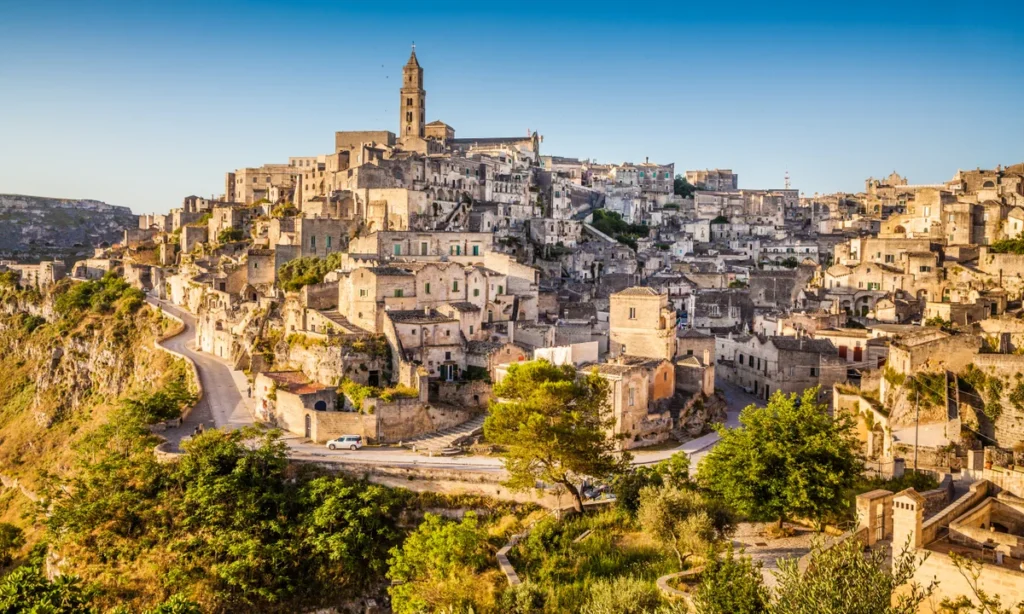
[{"x1": 402, "y1": 413, "x2": 486, "y2": 456}]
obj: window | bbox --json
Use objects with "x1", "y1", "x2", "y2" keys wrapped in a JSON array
[
  {"x1": 421, "y1": 242, "x2": 428, "y2": 255},
  {"x1": 473, "y1": 288, "x2": 480, "y2": 297},
  {"x1": 406, "y1": 97, "x2": 412, "y2": 106},
  {"x1": 738, "y1": 353, "x2": 744, "y2": 363},
  {"x1": 884, "y1": 254, "x2": 894, "y2": 263},
  {"x1": 394, "y1": 289, "x2": 403, "y2": 298},
  {"x1": 748, "y1": 356, "x2": 754, "y2": 367},
  {"x1": 919, "y1": 265, "x2": 932, "y2": 273},
  {"x1": 687, "y1": 349, "x2": 693, "y2": 356},
  {"x1": 810, "y1": 367, "x2": 818, "y2": 377},
  {"x1": 452, "y1": 281, "x2": 459, "y2": 291},
  {"x1": 310, "y1": 236, "x2": 316, "y2": 249},
  {"x1": 359, "y1": 289, "x2": 367, "y2": 297},
  {"x1": 629, "y1": 307, "x2": 637, "y2": 319},
  {"x1": 497, "y1": 285, "x2": 503, "y2": 294},
  {"x1": 425, "y1": 282, "x2": 431, "y2": 294},
  {"x1": 472, "y1": 245, "x2": 480, "y2": 256},
  {"x1": 326, "y1": 236, "x2": 332, "y2": 249},
  {"x1": 445, "y1": 351, "x2": 452, "y2": 360},
  {"x1": 406, "y1": 112, "x2": 412, "y2": 122},
  {"x1": 469, "y1": 325, "x2": 474, "y2": 334},
  {"x1": 628, "y1": 386, "x2": 635, "y2": 407},
  {"x1": 393, "y1": 244, "x2": 402, "y2": 256}
]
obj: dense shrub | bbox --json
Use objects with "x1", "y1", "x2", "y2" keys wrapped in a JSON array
[{"x1": 278, "y1": 252, "x2": 344, "y2": 292}]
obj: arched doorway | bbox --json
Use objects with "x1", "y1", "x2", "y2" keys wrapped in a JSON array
[{"x1": 313, "y1": 400, "x2": 327, "y2": 411}]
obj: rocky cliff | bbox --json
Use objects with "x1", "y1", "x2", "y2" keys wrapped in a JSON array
[
  {"x1": 0, "y1": 283, "x2": 179, "y2": 491},
  {"x1": 0, "y1": 194, "x2": 136, "y2": 261}
]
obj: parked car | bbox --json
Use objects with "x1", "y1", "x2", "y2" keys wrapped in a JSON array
[{"x1": 327, "y1": 435, "x2": 363, "y2": 451}]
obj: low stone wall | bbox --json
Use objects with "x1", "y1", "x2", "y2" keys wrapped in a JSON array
[
  {"x1": 963, "y1": 465, "x2": 1024, "y2": 500},
  {"x1": 797, "y1": 526, "x2": 868, "y2": 573},
  {"x1": 922, "y1": 480, "x2": 990, "y2": 546},
  {"x1": 919, "y1": 474, "x2": 956, "y2": 517},
  {"x1": 435, "y1": 380, "x2": 491, "y2": 408},
  {"x1": 373, "y1": 399, "x2": 479, "y2": 444},
  {"x1": 912, "y1": 545, "x2": 1024, "y2": 612},
  {"x1": 148, "y1": 302, "x2": 204, "y2": 462},
  {"x1": 309, "y1": 410, "x2": 378, "y2": 443},
  {"x1": 495, "y1": 500, "x2": 615, "y2": 587},
  {"x1": 0, "y1": 473, "x2": 41, "y2": 503},
  {"x1": 656, "y1": 567, "x2": 703, "y2": 606}
]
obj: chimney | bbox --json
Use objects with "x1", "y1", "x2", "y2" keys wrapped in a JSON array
[{"x1": 703, "y1": 348, "x2": 710, "y2": 366}]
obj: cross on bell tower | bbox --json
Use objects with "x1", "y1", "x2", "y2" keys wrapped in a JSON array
[{"x1": 400, "y1": 44, "x2": 425, "y2": 138}]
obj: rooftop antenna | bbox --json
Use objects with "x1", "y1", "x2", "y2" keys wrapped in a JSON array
[{"x1": 784, "y1": 170, "x2": 791, "y2": 190}]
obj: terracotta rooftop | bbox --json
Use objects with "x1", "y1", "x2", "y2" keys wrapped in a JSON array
[{"x1": 263, "y1": 371, "x2": 333, "y2": 395}]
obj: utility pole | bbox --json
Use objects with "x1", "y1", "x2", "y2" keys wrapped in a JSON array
[{"x1": 914, "y1": 388, "x2": 920, "y2": 473}]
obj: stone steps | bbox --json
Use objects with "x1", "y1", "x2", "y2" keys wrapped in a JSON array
[{"x1": 402, "y1": 414, "x2": 487, "y2": 455}]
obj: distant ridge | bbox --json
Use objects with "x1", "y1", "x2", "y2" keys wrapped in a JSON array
[{"x1": 0, "y1": 194, "x2": 136, "y2": 262}]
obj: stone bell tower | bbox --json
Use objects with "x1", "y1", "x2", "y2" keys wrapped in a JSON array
[{"x1": 400, "y1": 46, "x2": 425, "y2": 139}]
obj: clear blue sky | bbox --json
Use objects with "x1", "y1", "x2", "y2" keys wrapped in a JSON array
[{"x1": 1, "y1": 1, "x2": 1022, "y2": 214}]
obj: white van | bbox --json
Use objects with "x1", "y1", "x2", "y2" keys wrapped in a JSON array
[{"x1": 327, "y1": 435, "x2": 363, "y2": 451}]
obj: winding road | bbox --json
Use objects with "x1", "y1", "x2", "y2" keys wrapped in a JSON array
[
  {"x1": 149, "y1": 298, "x2": 760, "y2": 468},
  {"x1": 150, "y1": 298, "x2": 255, "y2": 449}
]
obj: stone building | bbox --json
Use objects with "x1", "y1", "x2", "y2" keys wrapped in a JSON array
[
  {"x1": 588, "y1": 361, "x2": 673, "y2": 450},
  {"x1": 685, "y1": 168, "x2": 738, "y2": 191},
  {"x1": 716, "y1": 334, "x2": 847, "y2": 402},
  {"x1": 609, "y1": 287, "x2": 677, "y2": 360}
]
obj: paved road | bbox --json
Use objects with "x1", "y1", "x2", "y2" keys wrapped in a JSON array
[
  {"x1": 150, "y1": 299, "x2": 255, "y2": 449},
  {"x1": 148, "y1": 297, "x2": 762, "y2": 470}
]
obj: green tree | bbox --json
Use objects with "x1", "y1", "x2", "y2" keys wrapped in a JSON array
[
  {"x1": 217, "y1": 227, "x2": 244, "y2": 243},
  {"x1": 770, "y1": 537, "x2": 934, "y2": 614},
  {"x1": 171, "y1": 427, "x2": 303, "y2": 607},
  {"x1": 300, "y1": 476, "x2": 410, "y2": 580},
  {"x1": 0, "y1": 524, "x2": 24, "y2": 567},
  {"x1": 278, "y1": 252, "x2": 345, "y2": 292},
  {"x1": 499, "y1": 581, "x2": 547, "y2": 614},
  {"x1": 146, "y1": 594, "x2": 203, "y2": 614},
  {"x1": 484, "y1": 360, "x2": 630, "y2": 513},
  {"x1": 581, "y1": 575, "x2": 663, "y2": 614},
  {"x1": 612, "y1": 452, "x2": 690, "y2": 515},
  {"x1": 0, "y1": 566, "x2": 96, "y2": 613},
  {"x1": 691, "y1": 545, "x2": 769, "y2": 614},
  {"x1": 387, "y1": 512, "x2": 497, "y2": 614},
  {"x1": 673, "y1": 175, "x2": 697, "y2": 198},
  {"x1": 697, "y1": 387, "x2": 862, "y2": 529},
  {"x1": 636, "y1": 485, "x2": 733, "y2": 570}
]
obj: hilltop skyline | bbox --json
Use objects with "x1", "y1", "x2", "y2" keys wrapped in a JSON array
[{"x1": 1, "y1": 0, "x2": 1023, "y2": 213}]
